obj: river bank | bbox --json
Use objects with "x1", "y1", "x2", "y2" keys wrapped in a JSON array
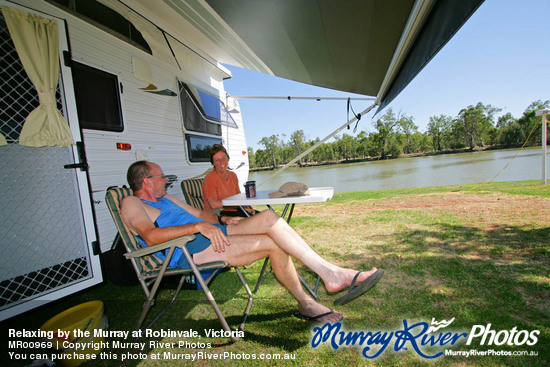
[
  {"x1": 249, "y1": 146, "x2": 548, "y2": 193},
  {"x1": 250, "y1": 144, "x2": 543, "y2": 172}
]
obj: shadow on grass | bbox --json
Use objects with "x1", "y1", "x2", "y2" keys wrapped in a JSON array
[
  {"x1": 3, "y1": 218, "x2": 549, "y2": 366},
  {"x1": 2, "y1": 264, "x2": 315, "y2": 367},
  {"x1": 347, "y1": 222, "x2": 550, "y2": 360}
]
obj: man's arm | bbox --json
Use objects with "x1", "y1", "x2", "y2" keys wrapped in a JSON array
[
  {"x1": 120, "y1": 196, "x2": 197, "y2": 245},
  {"x1": 121, "y1": 195, "x2": 232, "y2": 252},
  {"x1": 165, "y1": 194, "x2": 243, "y2": 225}
]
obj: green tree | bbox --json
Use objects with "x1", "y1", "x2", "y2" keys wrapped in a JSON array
[
  {"x1": 516, "y1": 100, "x2": 550, "y2": 145},
  {"x1": 333, "y1": 134, "x2": 358, "y2": 160},
  {"x1": 258, "y1": 134, "x2": 282, "y2": 169},
  {"x1": 387, "y1": 133, "x2": 405, "y2": 158},
  {"x1": 427, "y1": 115, "x2": 453, "y2": 151},
  {"x1": 356, "y1": 130, "x2": 369, "y2": 157},
  {"x1": 253, "y1": 149, "x2": 270, "y2": 168},
  {"x1": 410, "y1": 132, "x2": 432, "y2": 153},
  {"x1": 399, "y1": 116, "x2": 418, "y2": 154},
  {"x1": 455, "y1": 102, "x2": 501, "y2": 151},
  {"x1": 373, "y1": 108, "x2": 401, "y2": 159},
  {"x1": 366, "y1": 132, "x2": 383, "y2": 157},
  {"x1": 289, "y1": 130, "x2": 307, "y2": 166},
  {"x1": 310, "y1": 138, "x2": 335, "y2": 162},
  {"x1": 496, "y1": 112, "x2": 516, "y2": 129},
  {"x1": 247, "y1": 147, "x2": 256, "y2": 167}
]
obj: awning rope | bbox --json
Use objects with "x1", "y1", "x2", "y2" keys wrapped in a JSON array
[
  {"x1": 347, "y1": 97, "x2": 362, "y2": 133},
  {"x1": 257, "y1": 102, "x2": 378, "y2": 188}
]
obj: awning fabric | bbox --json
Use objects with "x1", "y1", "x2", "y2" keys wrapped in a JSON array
[
  {"x1": 204, "y1": 0, "x2": 485, "y2": 108},
  {"x1": 119, "y1": 0, "x2": 484, "y2": 110},
  {"x1": 378, "y1": 0, "x2": 484, "y2": 111}
]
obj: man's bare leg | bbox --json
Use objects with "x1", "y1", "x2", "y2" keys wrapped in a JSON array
[
  {"x1": 227, "y1": 210, "x2": 378, "y2": 292},
  {"x1": 194, "y1": 233, "x2": 343, "y2": 322}
]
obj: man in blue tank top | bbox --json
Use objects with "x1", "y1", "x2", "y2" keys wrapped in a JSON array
[{"x1": 121, "y1": 161, "x2": 383, "y2": 323}]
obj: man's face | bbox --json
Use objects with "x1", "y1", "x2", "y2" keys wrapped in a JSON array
[{"x1": 145, "y1": 163, "x2": 168, "y2": 198}]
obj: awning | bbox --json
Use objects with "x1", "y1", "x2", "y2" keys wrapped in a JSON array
[{"x1": 120, "y1": 0, "x2": 484, "y2": 110}]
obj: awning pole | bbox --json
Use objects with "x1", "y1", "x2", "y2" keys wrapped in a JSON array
[
  {"x1": 233, "y1": 96, "x2": 375, "y2": 101},
  {"x1": 536, "y1": 109, "x2": 549, "y2": 185},
  {"x1": 257, "y1": 102, "x2": 378, "y2": 188}
]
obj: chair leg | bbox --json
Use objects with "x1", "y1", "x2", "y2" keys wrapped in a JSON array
[
  {"x1": 142, "y1": 274, "x2": 188, "y2": 332},
  {"x1": 183, "y1": 251, "x2": 240, "y2": 342},
  {"x1": 234, "y1": 267, "x2": 253, "y2": 331},
  {"x1": 134, "y1": 247, "x2": 177, "y2": 335},
  {"x1": 193, "y1": 268, "x2": 237, "y2": 341}
]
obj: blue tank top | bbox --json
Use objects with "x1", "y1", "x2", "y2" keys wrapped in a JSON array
[{"x1": 136, "y1": 197, "x2": 203, "y2": 267}]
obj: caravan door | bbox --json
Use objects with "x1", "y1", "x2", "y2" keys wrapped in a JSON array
[{"x1": 0, "y1": 6, "x2": 102, "y2": 320}]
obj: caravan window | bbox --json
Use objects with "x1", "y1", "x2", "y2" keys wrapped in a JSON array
[
  {"x1": 186, "y1": 135, "x2": 222, "y2": 162},
  {"x1": 179, "y1": 81, "x2": 228, "y2": 162},
  {"x1": 195, "y1": 89, "x2": 238, "y2": 129},
  {"x1": 179, "y1": 82, "x2": 238, "y2": 162},
  {"x1": 49, "y1": 0, "x2": 151, "y2": 54},
  {"x1": 72, "y1": 62, "x2": 124, "y2": 132},
  {"x1": 179, "y1": 82, "x2": 222, "y2": 135},
  {"x1": 178, "y1": 81, "x2": 237, "y2": 133}
]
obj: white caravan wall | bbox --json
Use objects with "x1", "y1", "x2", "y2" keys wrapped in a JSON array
[{"x1": 11, "y1": 0, "x2": 249, "y2": 252}]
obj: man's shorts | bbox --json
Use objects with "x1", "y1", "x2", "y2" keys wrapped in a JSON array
[{"x1": 176, "y1": 224, "x2": 227, "y2": 269}]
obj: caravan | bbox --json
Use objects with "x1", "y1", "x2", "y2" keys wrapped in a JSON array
[
  {"x1": 0, "y1": 0, "x2": 249, "y2": 320},
  {"x1": 0, "y1": 0, "x2": 484, "y2": 320}
]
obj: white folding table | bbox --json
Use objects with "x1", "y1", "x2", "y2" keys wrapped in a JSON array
[{"x1": 222, "y1": 187, "x2": 334, "y2": 299}]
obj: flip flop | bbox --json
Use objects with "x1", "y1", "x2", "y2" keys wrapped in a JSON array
[
  {"x1": 334, "y1": 269, "x2": 384, "y2": 305},
  {"x1": 293, "y1": 308, "x2": 343, "y2": 323}
]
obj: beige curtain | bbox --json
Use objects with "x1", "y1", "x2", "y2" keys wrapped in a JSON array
[{"x1": 3, "y1": 6, "x2": 74, "y2": 147}]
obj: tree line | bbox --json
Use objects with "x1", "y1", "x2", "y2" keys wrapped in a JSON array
[{"x1": 248, "y1": 100, "x2": 549, "y2": 169}]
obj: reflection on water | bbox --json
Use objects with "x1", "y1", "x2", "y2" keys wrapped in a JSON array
[{"x1": 250, "y1": 147, "x2": 549, "y2": 192}]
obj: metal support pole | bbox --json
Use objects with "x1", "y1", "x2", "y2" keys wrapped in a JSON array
[
  {"x1": 257, "y1": 102, "x2": 378, "y2": 187},
  {"x1": 543, "y1": 114, "x2": 547, "y2": 185},
  {"x1": 536, "y1": 109, "x2": 549, "y2": 185}
]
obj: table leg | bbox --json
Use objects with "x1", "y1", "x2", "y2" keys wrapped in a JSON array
[
  {"x1": 299, "y1": 274, "x2": 319, "y2": 300},
  {"x1": 251, "y1": 204, "x2": 319, "y2": 300},
  {"x1": 253, "y1": 258, "x2": 271, "y2": 294}
]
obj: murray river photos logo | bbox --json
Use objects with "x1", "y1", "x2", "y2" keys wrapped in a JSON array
[{"x1": 310, "y1": 318, "x2": 540, "y2": 359}]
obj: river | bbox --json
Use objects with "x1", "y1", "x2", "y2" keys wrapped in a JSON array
[{"x1": 249, "y1": 146, "x2": 549, "y2": 192}]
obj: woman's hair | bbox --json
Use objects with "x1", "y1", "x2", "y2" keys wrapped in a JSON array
[
  {"x1": 127, "y1": 160, "x2": 151, "y2": 191},
  {"x1": 208, "y1": 144, "x2": 229, "y2": 165}
]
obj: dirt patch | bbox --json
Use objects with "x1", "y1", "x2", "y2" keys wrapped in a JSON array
[
  {"x1": 298, "y1": 192, "x2": 550, "y2": 230},
  {"x1": 292, "y1": 190, "x2": 550, "y2": 327}
]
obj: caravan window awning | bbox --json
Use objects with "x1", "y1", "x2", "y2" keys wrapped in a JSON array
[
  {"x1": 180, "y1": 82, "x2": 238, "y2": 129},
  {"x1": 196, "y1": 88, "x2": 237, "y2": 128}
]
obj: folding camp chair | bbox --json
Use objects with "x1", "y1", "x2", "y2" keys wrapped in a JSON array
[
  {"x1": 105, "y1": 187, "x2": 253, "y2": 341},
  {"x1": 181, "y1": 178, "x2": 205, "y2": 210},
  {"x1": 182, "y1": 178, "x2": 257, "y2": 271},
  {"x1": 182, "y1": 176, "x2": 249, "y2": 216}
]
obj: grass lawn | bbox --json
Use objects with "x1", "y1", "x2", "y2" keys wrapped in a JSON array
[{"x1": 3, "y1": 181, "x2": 549, "y2": 366}]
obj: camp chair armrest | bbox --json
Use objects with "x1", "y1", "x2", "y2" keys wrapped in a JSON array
[{"x1": 123, "y1": 235, "x2": 196, "y2": 259}]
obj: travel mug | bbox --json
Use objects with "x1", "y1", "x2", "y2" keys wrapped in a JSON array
[{"x1": 245, "y1": 181, "x2": 256, "y2": 198}]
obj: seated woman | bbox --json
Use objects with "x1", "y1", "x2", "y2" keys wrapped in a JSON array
[{"x1": 202, "y1": 144, "x2": 255, "y2": 217}]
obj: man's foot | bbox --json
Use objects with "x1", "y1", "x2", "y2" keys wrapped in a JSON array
[
  {"x1": 294, "y1": 308, "x2": 343, "y2": 323},
  {"x1": 296, "y1": 301, "x2": 343, "y2": 323},
  {"x1": 325, "y1": 267, "x2": 379, "y2": 293},
  {"x1": 333, "y1": 269, "x2": 384, "y2": 305}
]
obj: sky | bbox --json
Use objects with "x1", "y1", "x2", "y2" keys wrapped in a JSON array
[{"x1": 222, "y1": 0, "x2": 550, "y2": 151}]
